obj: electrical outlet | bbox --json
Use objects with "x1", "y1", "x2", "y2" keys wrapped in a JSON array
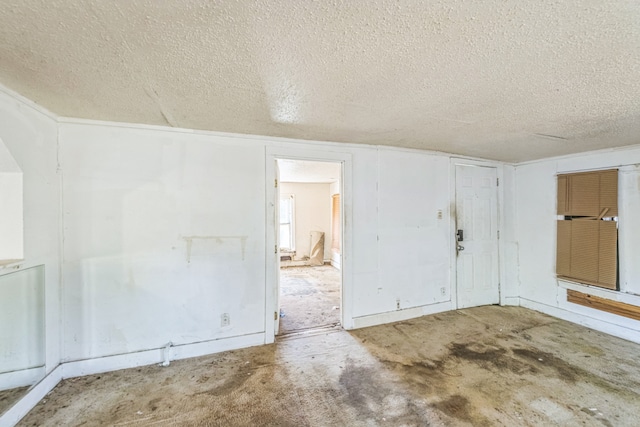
[
  {"x1": 221, "y1": 313, "x2": 230, "y2": 327},
  {"x1": 440, "y1": 287, "x2": 446, "y2": 296},
  {"x1": 396, "y1": 299, "x2": 400, "y2": 310}
]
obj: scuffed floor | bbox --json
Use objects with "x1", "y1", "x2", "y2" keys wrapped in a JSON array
[
  {"x1": 19, "y1": 306, "x2": 640, "y2": 426},
  {"x1": 0, "y1": 386, "x2": 29, "y2": 415},
  {"x1": 279, "y1": 265, "x2": 340, "y2": 333}
]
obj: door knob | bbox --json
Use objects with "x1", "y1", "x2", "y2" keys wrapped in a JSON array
[{"x1": 457, "y1": 245, "x2": 465, "y2": 251}]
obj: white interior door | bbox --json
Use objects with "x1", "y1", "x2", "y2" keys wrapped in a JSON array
[
  {"x1": 274, "y1": 161, "x2": 281, "y2": 335},
  {"x1": 455, "y1": 165, "x2": 499, "y2": 308}
]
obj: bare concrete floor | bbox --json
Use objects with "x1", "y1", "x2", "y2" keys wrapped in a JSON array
[
  {"x1": 0, "y1": 386, "x2": 29, "y2": 415},
  {"x1": 279, "y1": 265, "x2": 340, "y2": 334},
  {"x1": 19, "y1": 306, "x2": 640, "y2": 426}
]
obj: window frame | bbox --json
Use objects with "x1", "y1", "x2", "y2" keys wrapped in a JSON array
[
  {"x1": 556, "y1": 169, "x2": 618, "y2": 290},
  {"x1": 279, "y1": 193, "x2": 295, "y2": 252}
]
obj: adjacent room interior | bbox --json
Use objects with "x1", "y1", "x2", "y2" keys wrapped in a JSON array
[
  {"x1": 1, "y1": 2, "x2": 640, "y2": 426},
  {"x1": 276, "y1": 159, "x2": 343, "y2": 335}
]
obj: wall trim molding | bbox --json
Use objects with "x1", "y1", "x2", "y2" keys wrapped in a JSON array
[
  {"x1": 0, "y1": 365, "x2": 62, "y2": 427},
  {"x1": 0, "y1": 333, "x2": 265, "y2": 427},
  {"x1": 501, "y1": 296, "x2": 520, "y2": 306},
  {"x1": 62, "y1": 332, "x2": 265, "y2": 379},
  {"x1": 520, "y1": 297, "x2": 640, "y2": 344},
  {"x1": 57, "y1": 117, "x2": 497, "y2": 163},
  {"x1": 352, "y1": 301, "x2": 453, "y2": 329},
  {"x1": 0, "y1": 367, "x2": 45, "y2": 392}
]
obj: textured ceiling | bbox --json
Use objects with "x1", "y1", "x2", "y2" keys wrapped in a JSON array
[{"x1": 1, "y1": 1, "x2": 639, "y2": 162}]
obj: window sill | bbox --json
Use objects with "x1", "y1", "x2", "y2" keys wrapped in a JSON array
[{"x1": 558, "y1": 278, "x2": 640, "y2": 307}]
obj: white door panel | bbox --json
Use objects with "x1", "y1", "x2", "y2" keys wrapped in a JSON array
[{"x1": 455, "y1": 165, "x2": 499, "y2": 308}]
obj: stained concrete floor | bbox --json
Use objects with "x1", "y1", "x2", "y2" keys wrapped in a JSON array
[
  {"x1": 0, "y1": 386, "x2": 29, "y2": 416},
  {"x1": 279, "y1": 265, "x2": 340, "y2": 334},
  {"x1": 18, "y1": 306, "x2": 640, "y2": 426}
]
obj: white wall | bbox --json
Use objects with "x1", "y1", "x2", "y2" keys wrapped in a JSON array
[
  {"x1": 58, "y1": 120, "x2": 481, "y2": 359},
  {"x1": 0, "y1": 139, "x2": 23, "y2": 261},
  {"x1": 515, "y1": 146, "x2": 640, "y2": 342},
  {"x1": 59, "y1": 124, "x2": 266, "y2": 361},
  {"x1": 279, "y1": 182, "x2": 332, "y2": 261},
  {"x1": 0, "y1": 88, "x2": 61, "y2": 385},
  {"x1": 370, "y1": 149, "x2": 451, "y2": 315},
  {"x1": 502, "y1": 165, "x2": 520, "y2": 303}
]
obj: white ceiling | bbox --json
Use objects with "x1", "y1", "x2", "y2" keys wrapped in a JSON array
[
  {"x1": 278, "y1": 159, "x2": 341, "y2": 184},
  {"x1": 1, "y1": 1, "x2": 639, "y2": 162}
]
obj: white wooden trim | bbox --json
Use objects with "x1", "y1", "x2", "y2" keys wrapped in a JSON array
[
  {"x1": 520, "y1": 297, "x2": 640, "y2": 344},
  {"x1": 449, "y1": 158, "x2": 506, "y2": 309},
  {"x1": 0, "y1": 365, "x2": 62, "y2": 427},
  {"x1": 62, "y1": 332, "x2": 265, "y2": 379},
  {"x1": 352, "y1": 301, "x2": 453, "y2": 329},
  {"x1": 0, "y1": 367, "x2": 45, "y2": 392},
  {"x1": 265, "y1": 147, "x2": 353, "y2": 339}
]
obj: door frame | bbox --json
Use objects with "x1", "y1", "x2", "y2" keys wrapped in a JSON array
[
  {"x1": 449, "y1": 158, "x2": 507, "y2": 309},
  {"x1": 265, "y1": 146, "x2": 353, "y2": 343}
]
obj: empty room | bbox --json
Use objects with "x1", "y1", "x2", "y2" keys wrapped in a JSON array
[{"x1": 1, "y1": 1, "x2": 639, "y2": 426}]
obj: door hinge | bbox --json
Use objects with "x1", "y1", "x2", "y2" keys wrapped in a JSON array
[
  {"x1": 275, "y1": 179, "x2": 278, "y2": 188},
  {"x1": 497, "y1": 230, "x2": 500, "y2": 239},
  {"x1": 497, "y1": 178, "x2": 499, "y2": 186},
  {"x1": 275, "y1": 244, "x2": 278, "y2": 254},
  {"x1": 274, "y1": 311, "x2": 278, "y2": 320}
]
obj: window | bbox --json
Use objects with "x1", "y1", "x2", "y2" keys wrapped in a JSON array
[
  {"x1": 556, "y1": 169, "x2": 618, "y2": 290},
  {"x1": 279, "y1": 194, "x2": 295, "y2": 251}
]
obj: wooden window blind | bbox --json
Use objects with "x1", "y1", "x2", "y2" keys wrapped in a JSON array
[
  {"x1": 556, "y1": 169, "x2": 618, "y2": 217},
  {"x1": 556, "y1": 169, "x2": 618, "y2": 290}
]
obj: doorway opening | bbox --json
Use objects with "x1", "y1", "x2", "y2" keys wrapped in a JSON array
[{"x1": 276, "y1": 159, "x2": 343, "y2": 335}]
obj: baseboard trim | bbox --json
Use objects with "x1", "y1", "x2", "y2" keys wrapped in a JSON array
[
  {"x1": 0, "y1": 366, "x2": 62, "y2": 427},
  {"x1": 0, "y1": 367, "x2": 46, "y2": 392},
  {"x1": 352, "y1": 301, "x2": 453, "y2": 329},
  {"x1": 62, "y1": 332, "x2": 266, "y2": 379},
  {"x1": 501, "y1": 296, "x2": 520, "y2": 306},
  {"x1": 0, "y1": 333, "x2": 265, "y2": 427},
  {"x1": 520, "y1": 298, "x2": 640, "y2": 344}
]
